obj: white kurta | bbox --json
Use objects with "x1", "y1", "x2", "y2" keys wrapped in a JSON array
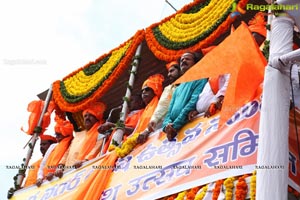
[{"x1": 196, "y1": 74, "x2": 230, "y2": 113}]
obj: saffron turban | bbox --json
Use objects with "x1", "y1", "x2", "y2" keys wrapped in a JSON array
[
  {"x1": 166, "y1": 61, "x2": 179, "y2": 70},
  {"x1": 82, "y1": 101, "x2": 106, "y2": 121},
  {"x1": 248, "y1": 12, "x2": 267, "y2": 37},
  {"x1": 54, "y1": 120, "x2": 74, "y2": 137},
  {"x1": 40, "y1": 134, "x2": 57, "y2": 143},
  {"x1": 142, "y1": 74, "x2": 164, "y2": 98}
]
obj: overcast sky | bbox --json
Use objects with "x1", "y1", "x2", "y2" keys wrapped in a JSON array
[{"x1": 0, "y1": 0, "x2": 192, "y2": 198}]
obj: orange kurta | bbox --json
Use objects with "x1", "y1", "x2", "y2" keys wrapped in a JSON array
[{"x1": 76, "y1": 121, "x2": 103, "y2": 161}]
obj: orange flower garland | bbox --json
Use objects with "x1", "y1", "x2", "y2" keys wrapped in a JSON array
[
  {"x1": 186, "y1": 186, "x2": 201, "y2": 200},
  {"x1": 212, "y1": 179, "x2": 224, "y2": 200},
  {"x1": 235, "y1": 174, "x2": 249, "y2": 200},
  {"x1": 166, "y1": 194, "x2": 178, "y2": 200}
]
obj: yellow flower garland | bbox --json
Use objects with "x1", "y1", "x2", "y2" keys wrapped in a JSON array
[
  {"x1": 250, "y1": 171, "x2": 256, "y2": 200},
  {"x1": 115, "y1": 132, "x2": 139, "y2": 158},
  {"x1": 159, "y1": 0, "x2": 234, "y2": 43},
  {"x1": 195, "y1": 184, "x2": 208, "y2": 200},
  {"x1": 63, "y1": 41, "x2": 131, "y2": 96},
  {"x1": 175, "y1": 190, "x2": 187, "y2": 200},
  {"x1": 224, "y1": 177, "x2": 235, "y2": 200}
]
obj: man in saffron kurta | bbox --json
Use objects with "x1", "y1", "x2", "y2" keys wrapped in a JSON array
[
  {"x1": 23, "y1": 135, "x2": 56, "y2": 187},
  {"x1": 36, "y1": 120, "x2": 73, "y2": 187},
  {"x1": 163, "y1": 52, "x2": 208, "y2": 141},
  {"x1": 55, "y1": 102, "x2": 106, "y2": 177}
]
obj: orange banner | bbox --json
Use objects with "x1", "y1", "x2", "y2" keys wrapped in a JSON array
[{"x1": 12, "y1": 94, "x2": 300, "y2": 199}]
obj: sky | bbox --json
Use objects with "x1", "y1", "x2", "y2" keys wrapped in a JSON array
[{"x1": 0, "y1": 0, "x2": 192, "y2": 198}]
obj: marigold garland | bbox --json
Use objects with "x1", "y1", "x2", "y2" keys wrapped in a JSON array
[
  {"x1": 175, "y1": 190, "x2": 187, "y2": 200},
  {"x1": 224, "y1": 177, "x2": 235, "y2": 200},
  {"x1": 145, "y1": 0, "x2": 249, "y2": 61},
  {"x1": 235, "y1": 174, "x2": 249, "y2": 200},
  {"x1": 166, "y1": 194, "x2": 178, "y2": 200},
  {"x1": 52, "y1": 30, "x2": 145, "y2": 112},
  {"x1": 115, "y1": 132, "x2": 139, "y2": 158},
  {"x1": 212, "y1": 179, "x2": 224, "y2": 200},
  {"x1": 194, "y1": 184, "x2": 208, "y2": 200},
  {"x1": 250, "y1": 171, "x2": 256, "y2": 200},
  {"x1": 186, "y1": 186, "x2": 201, "y2": 200}
]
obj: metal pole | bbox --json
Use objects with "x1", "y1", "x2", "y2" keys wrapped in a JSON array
[
  {"x1": 110, "y1": 43, "x2": 142, "y2": 147},
  {"x1": 165, "y1": 0, "x2": 177, "y2": 12},
  {"x1": 15, "y1": 84, "x2": 53, "y2": 189}
]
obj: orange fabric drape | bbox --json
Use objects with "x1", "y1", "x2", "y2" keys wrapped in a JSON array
[
  {"x1": 76, "y1": 121, "x2": 102, "y2": 160},
  {"x1": 21, "y1": 100, "x2": 55, "y2": 135},
  {"x1": 134, "y1": 96, "x2": 159, "y2": 133},
  {"x1": 43, "y1": 136, "x2": 73, "y2": 176},
  {"x1": 74, "y1": 151, "x2": 118, "y2": 200},
  {"x1": 74, "y1": 96, "x2": 160, "y2": 200},
  {"x1": 174, "y1": 22, "x2": 267, "y2": 127},
  {"x1": 103, "y1": 109, "x2": 144, "y2": 154},
  {"x1": 209, "y1": 76, "x2": 220, "y2": 95},
  {"x1": 125, "y1": 109, "x2": 144, "y2": 129},
  {"x1": 24, "y1": 158, "x2": 42, "y2": 187}
]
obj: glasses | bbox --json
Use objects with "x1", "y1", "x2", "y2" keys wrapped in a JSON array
[{"x1": 141, "y1": 87, "x2": 152, "y2": 92}]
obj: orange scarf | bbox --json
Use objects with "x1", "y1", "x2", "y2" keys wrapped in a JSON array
[
  {"x1": 209, "y1": 76, "x2": 220, "y2": 95},
  {"x1": 43, "y1": 136, "x2": 73, "y2": 176},
  {"x1": 74, "y1": 151, "x2": 118, "y2": 200},
  {"x1": 77, "y1": 121, "x2": 102, "y2": 160},
  {"x1": 135, "y1": 96, "x2": 159, "y2": 133},
  {"x1": 125, "y1": 109, "x2": 144, "y2": 128}
]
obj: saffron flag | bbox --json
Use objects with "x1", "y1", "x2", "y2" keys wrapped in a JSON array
[{"x1": 174, "y1": 22, "x2": 267, "y2": 127}]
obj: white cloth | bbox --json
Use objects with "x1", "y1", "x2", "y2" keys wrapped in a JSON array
[
  {"x1": 37, "y1": 143, "x2": 57, "y2": 179},
  {"x1": 291, "y1": 64, "x2": 300, "y2": 108},
  {"x1": 150, "y1": 84, "x2": 177, "y2": 128},
  {"x1": 277, "y1": 0, "x2": 300, "y2": 30},
  {"x1": 257, "y1": 16, "x2": 294, "y2": 200},
  {"x1": 196, "y1": 74, "x2": 230, "y2": 113}
]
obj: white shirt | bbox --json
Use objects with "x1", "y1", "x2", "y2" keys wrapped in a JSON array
[{"x1": 196, "y1": 74, "x2": 230, "y2": 113}]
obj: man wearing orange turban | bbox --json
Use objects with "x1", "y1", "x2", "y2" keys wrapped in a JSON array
[
  {"x1": 54, "y1": 102, "x2": 106, "y2": 177},
  {"x1": 133, "y1": 74, "x2": 165, "y2": 143},
  {"x1": 137, "y1": 61, "x2": 181, "y2": 144},
  {"x1": 36, "y1": 120, "x2": 73, "y2": 186},
  {"x1": 23, "y1": 135, "x2": 56, "y2": 187}
]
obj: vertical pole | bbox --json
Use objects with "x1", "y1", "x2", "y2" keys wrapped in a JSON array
[
  {"x1": 109, "y1": 43, "x2": 142, "y2": 147},
  {"x1": 16, "y1": 84, "x2": 53, "y2": 189},
  {"x1": 256, "y1": 16, "x2": 294, "y2": 199}
]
